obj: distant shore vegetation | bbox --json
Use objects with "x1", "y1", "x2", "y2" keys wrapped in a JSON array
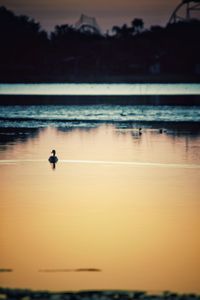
[
  {"x1": 0, "y1": 6, "x2": 200, "y2": 83},
  {"x1": 0, "y1": 288, "x2": 199, "y2": 300}
]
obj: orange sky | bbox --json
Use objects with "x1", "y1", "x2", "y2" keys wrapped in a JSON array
[{"x1": 1, "y1": 0, "x2": 181, "y2": 32}]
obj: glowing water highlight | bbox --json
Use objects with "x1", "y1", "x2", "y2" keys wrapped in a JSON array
[
  {"x1": 1, "y1": 83, "x2": 200, "y2": 95},
  {"x1": 0, "y1": 159, "x2": 200, "y2": 169}
]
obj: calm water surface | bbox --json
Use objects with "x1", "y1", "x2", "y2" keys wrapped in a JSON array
[
  {"x1": 0, "y1": 124, "x2": 200, "y2": 292},
  {"x1": 0, "y1": 105, "x2": 200, "y2": 128}
]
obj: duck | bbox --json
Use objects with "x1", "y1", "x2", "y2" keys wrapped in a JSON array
[{"x1": 48, "y1": 149, "x2": 58, "y2": 163}]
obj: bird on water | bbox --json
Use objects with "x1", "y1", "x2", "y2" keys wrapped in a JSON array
[{"x1": 49, "y1": 149, "x2": 58, "y2": 164}]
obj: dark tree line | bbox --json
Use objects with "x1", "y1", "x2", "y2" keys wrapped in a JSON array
[
  {"x1": 0, "y1": 6, "x2": 200, "y2": 82},
  {"x1": 0, "y1": 7, "x2": 48, "y2": 66}
]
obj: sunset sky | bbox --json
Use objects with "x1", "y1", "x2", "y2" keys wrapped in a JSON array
[{"x1": 1, "y1": 0, "x2": 181, "y2": 32}]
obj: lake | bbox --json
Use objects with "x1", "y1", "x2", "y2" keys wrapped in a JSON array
[
  {"x1": 0, "y1": 125, "x2": 200, "y2": 292},
  {"x1": 0, "y1": 87, "x2": 200, "y2": 293},
  {"x1": 0, "y1": 105, "x2": 200, "y2": 128}
]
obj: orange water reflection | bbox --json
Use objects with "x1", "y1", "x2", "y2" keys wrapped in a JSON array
[{"x1": 0, "y1": 126, "x2": 200, "y2": 292}]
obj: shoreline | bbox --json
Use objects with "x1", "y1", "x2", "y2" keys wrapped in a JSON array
[
  {"x1": 0, "y1": 288, "x2": 200, "y2": 300},
  {"x1": 0, "y1": 74, "x2": 200, "y2": 84}
]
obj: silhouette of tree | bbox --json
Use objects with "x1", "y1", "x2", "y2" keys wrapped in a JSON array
[
  {"x1": 51, "y1": 24, "x2": 77, "y2": 40},
  {"x1": 121, "y1": 24, "x2": 133, "y2": 37},
  {"x1": 112, "y1": 25, "x2": 121, "y2": 36},
  {"x1": 0, "y1": 5, "x2": 200, "y2": 82},
  {"x1": 150, "y1": 25, "x2": 163, "y2": 33},
  {"x1": 131, "y1": 18, "x2": 144, "y2": 33},
  {"x1": 112, "y1": 24, "x2": 133, "y2": 38},
  {"x1": 0, "y1": 6, "x2": 48, "y2": 67}
]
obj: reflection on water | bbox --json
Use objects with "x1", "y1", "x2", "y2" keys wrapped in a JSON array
[
  {"x1": 0, "y1": 126, "x2": 200, "y2": 293},
  {"x1": 0, "y1": 105, "x2": 200, "y2": 128},
  {"x1": 0, "y1": 128, "x2": 40, "y2": 152}
]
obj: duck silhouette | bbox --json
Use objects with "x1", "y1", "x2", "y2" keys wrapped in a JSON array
[{"x1": 48, "y1": 149, "x2": 58, "y2": 164}]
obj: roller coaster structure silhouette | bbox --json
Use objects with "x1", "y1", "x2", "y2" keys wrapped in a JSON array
[
  {"x1": 168, "y1": 0, "x2": 200, "y2": 24},
  {"x1": 75, "y1": 14, "x2": 102, "y2": 35}
]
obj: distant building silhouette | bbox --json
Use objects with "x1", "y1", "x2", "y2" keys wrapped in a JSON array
[{"x1": 75, "y1": 14, "x2": 102, "y2": 35}]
